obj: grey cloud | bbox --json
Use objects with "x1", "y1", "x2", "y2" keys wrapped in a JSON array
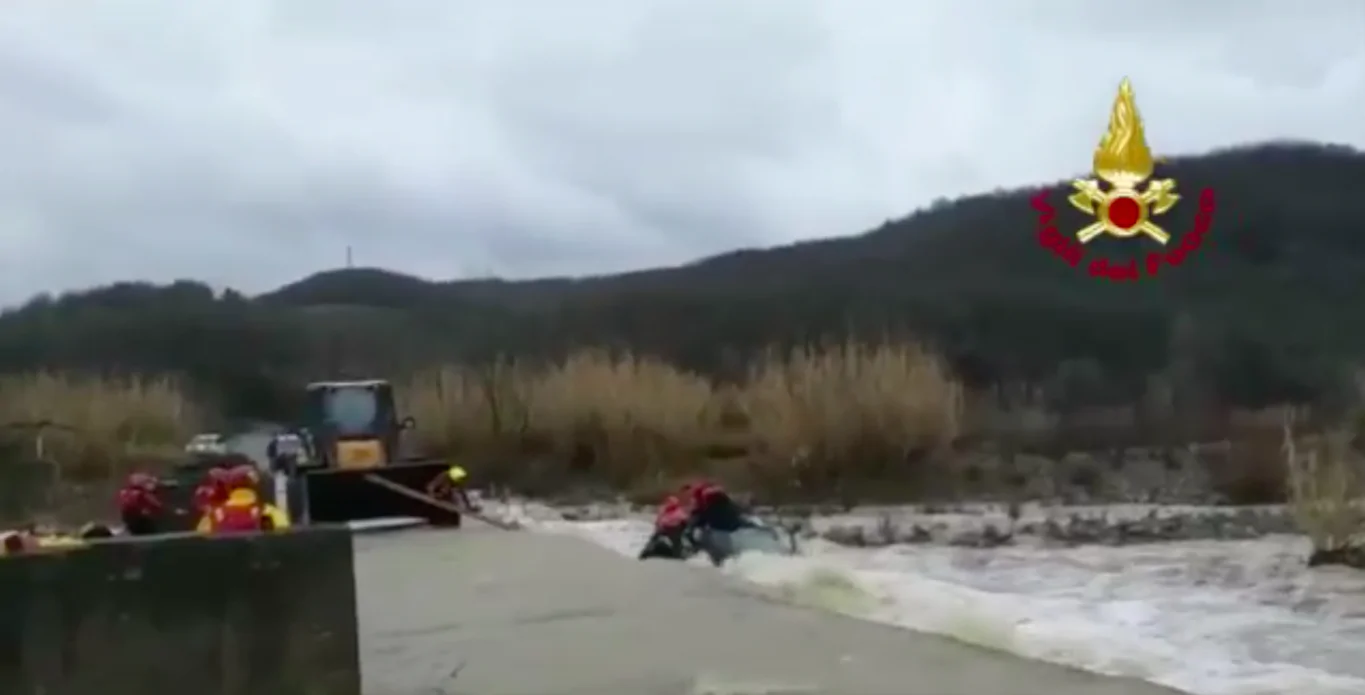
[{"x1": 0, "y1": 0, "x2": 1360, "y2": 304}]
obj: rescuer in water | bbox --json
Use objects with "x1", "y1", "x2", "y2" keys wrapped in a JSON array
[
  {"x1": 683, "y1": 480, "x2": 746, "y2": 533},
  {"x1": 638, "y1": 494, "x2": 693, "y2": 560},
  {"x1": 197, "y1": 465, "x2": 289, "y2": 534}
]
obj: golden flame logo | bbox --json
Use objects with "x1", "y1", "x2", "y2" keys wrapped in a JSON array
[
  {"x1": 1093, "y1": 79, "x2": 1154, "y2": 186},
  {"x1": 1068, "y1": 78, "x2": 1180, "y2": 245}
]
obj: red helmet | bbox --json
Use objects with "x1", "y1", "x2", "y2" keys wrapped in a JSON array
[
  {"x1": 225, "y1": 465, "x2": 259, "y2": 489},
  {"x1": 206, "y1": 467, "x2": 229, "y2": 482},
  {"x1": 688, "y1": 480, "x2": 721, "y2": 503}
]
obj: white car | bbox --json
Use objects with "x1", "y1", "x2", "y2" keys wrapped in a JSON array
[{"x1": 184, "y1": 433, "x2": 227, "y2": 455}]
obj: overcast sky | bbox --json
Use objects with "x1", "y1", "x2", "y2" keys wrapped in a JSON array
[{"x1": 0, "y1": 0, "x2": 1360, "y2": 304}]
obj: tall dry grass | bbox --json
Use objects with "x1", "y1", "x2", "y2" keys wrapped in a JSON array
[
  {"x1": 1285, "y1": 417, "x2": 1365, "y2": 556},
  {"x1": 741, "y1": 342, "x2": 963, "y2": 496},
  {"x1": 400, "y1": 350, "x2": 719, "y2": 491},
  {"x1": 0, "y1": 344, "x2": 961, "y2": 502},
  {"x1": 0, "y1": 373, "x2": 202, "y2": 524},
  {"x1": 0, "y1": 372, "x2": 201, "y2": 477},
  {"x1": 399, "y1": 343, "x2": 964, "y2": 498}
]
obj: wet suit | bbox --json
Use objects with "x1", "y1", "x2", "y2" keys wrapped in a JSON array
[
  {"x1": 639, "y1": 497, "x2": 692, "y2": 560},
  {"x1": 422, "y1": 465, "x2": 475, "y2": 528},
  {"x1": 684, "y1": 481, "x2": 767, "y2": 565},
  {"x1": 193, "y1": 468, "x2": 230, "y2": 516},
  {"x1": 688, "y1": 482, "x2": 747, "y2": 533},
  {"x1": 117, "y1": 473, "x2": 163, "y2": 537}
]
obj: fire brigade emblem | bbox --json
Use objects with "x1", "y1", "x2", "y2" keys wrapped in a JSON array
[{"x1": 1068, "y1": 78, "x2": 1180, "y2": 245}]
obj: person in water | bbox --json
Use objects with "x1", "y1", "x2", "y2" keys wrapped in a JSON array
[
  {"x1": 638, "y1": 494, "x2": 692, "y2": 560},
  {"x1": 683, "y1": 480, "x2": 746, "y2": 533}
]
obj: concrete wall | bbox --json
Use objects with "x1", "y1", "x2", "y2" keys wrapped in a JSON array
[{"x1": 0, "y1": 529, "x2": 360, "y2": 695}]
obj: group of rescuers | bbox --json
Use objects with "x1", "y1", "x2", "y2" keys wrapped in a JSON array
[
  {"x1": 114, "y1": 465, "x2": 293, "y2": 536},
  {"x1": 637, "y1": 480, "x2": 748, "y2": 561},
  {"x1": 111, "y1": 461, "x2": 478, "y2": 537},
  {"x1": 2, "y1": 465, "x2": 301, "y2": 554},
  {"x1": 5, "y1": 456, "x2": 739, "y2": 552},
  {"x1": 113, "y1": 462, "x2": 737, "y2": 553}
]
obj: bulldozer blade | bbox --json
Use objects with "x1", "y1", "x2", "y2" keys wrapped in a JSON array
[
  {"x1": 302, "y1": 461, "x2": 461, "y2": 526},
  {"x1": 360, "y1": 474, "x2": 520, "y2": 531}
]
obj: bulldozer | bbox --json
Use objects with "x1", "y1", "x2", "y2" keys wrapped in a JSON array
[{"x1": 287, "y1": 379, "x2": 463, "y2": 526}]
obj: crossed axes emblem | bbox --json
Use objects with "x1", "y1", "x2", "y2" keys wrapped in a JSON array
[{"x1": 1068, "y1": 178, "x2": 1180, "y2": 245}]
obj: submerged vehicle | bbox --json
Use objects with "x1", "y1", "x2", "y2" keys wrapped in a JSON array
[
  {"x1": 642, "y1": 516, "x2": 798, "y2": 565},
  {"x1": 693, "y1": 517, "x2": 799, "y2": 565}
]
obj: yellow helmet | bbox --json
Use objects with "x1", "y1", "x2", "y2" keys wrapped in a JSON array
[{"x1": 446, "y1": 465, "x2": 468, "y2": 483}]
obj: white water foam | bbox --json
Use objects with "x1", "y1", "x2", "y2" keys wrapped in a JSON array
[{"x1": 496, "y1": 507, "x2": 1365, "y2": 695}]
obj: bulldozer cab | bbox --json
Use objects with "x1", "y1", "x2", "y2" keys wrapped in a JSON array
[{"x1": 304, "y1": 380, "x2": 408, "y2": 470}]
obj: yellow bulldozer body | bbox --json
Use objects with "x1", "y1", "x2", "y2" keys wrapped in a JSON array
[{"x1": 294, "y1": 379, "x2": 460, "y2": 526}]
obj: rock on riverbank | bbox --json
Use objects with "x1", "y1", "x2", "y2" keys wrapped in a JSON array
[{"x1": 806, "y1": 504, "x2": 1298, "y2": 549}]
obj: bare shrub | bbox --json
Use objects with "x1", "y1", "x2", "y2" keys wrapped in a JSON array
[{"x1": 1285, "y1": 419, "x2": 1365, "y2": 554}]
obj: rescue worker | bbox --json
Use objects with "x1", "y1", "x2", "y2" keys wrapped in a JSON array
[
  {"x1": 426, "y1": 464, "x2": 477, "y2": 511},
  {"x1": 684, "y1": 480, "x2": 747, "y2": 533},
  {"x1": 197, "y1": 465, "x2": 289, "y2": 534},
  {"x1": 193, "y1": 467, "x2": 230, "y2": 516},
  {"x1": 638, "y1": 494, "x2": 692, "y2": 560},
  {"x1": 117, "y1": 472, "x2": 163, "y2": 536},
  {"x1": 266, "y1": 431, "x2": 308, "y2": 473}
]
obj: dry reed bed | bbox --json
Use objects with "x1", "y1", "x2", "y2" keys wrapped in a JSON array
[
  {"x1": 1284, "y1": 419, "x2": 1365, "y2": 560},
  {"x1": 7, "y1": 347, "x2": 1361, "y2": 556},
  {"x1": 0, "y1": 345, "x2": 964, "y2": 497},
  {"x1": 398, "y1": 342, "x2": 964, "y2": 494},
  {"x1": 4, "y1": 347, "x2": 1365, "y2": 561},
  {"x1": 0, "y1": 373, "x2": 200, "y2": 477}
]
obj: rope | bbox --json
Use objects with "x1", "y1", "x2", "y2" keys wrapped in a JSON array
[{"x1": 360, "y1": 474, "x2": 519, "y2": 530}]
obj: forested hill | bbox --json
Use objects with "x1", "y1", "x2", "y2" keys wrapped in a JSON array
[{"x1": 1, "y1": 142, "x2": 1362, "y2": 411}]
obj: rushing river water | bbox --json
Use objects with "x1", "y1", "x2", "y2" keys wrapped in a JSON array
[{"x1": 490, "y1": 503, "x2": 1365, "y2": 695}]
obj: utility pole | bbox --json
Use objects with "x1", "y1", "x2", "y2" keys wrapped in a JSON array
[{"x1": 345, "y1": 245, "x2": 353, "y2": 268}]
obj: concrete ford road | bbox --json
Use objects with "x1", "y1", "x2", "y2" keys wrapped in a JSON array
[{"x1": 356, "y1": 526, "x2": 1185, "y2": 695}]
